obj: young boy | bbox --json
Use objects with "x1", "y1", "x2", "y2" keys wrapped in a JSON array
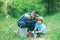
[{"x1": 33, "y1": 16, "x2": 46, "y2": 38}]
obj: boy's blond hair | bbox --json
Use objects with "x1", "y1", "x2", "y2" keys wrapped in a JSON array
[{"x1": 37, "y1": 16, "x2": 44, "y2": 23}]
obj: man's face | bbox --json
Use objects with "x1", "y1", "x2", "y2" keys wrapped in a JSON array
[{"x1": 31, "y1": 13, "x2": 36, "y2": 19}]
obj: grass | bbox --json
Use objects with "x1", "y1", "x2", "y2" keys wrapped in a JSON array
[{"x1": 0, "y1": 13, "x2": 60, "y2": 40}]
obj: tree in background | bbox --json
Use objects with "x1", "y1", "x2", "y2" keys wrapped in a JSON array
[
  {"x1": 0, "y1": 0, "x2": 5, "y2": 18},
  {"x1": 7, "y1": 0, "x2": 47, "y2": 18},
  {"x1": 0, "y1": 0, "x2": 60, "y2": 18},
  {"x1": 42, "y1": 0, "x2": 60, "y2": 15}
]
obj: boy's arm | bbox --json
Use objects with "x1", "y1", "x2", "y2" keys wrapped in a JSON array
[
  {"x1": 32, "y1": 29, "x2": 43, "y2": 34},
  {"x1": 35, "y1": 30, "x2": 43, "y2": 33}
]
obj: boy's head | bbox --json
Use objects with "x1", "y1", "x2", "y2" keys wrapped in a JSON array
[{"x1": 37, "y1": 16, "x2": 44, "y2": 23}]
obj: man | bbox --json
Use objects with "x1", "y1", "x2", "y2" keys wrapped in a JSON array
[{"x1": 17, "y1": 10, "x2": 38, "y2": 31}]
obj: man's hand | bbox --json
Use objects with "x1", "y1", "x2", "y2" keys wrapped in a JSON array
[
  {"x1": 32, "y1": 31, "x2": 34, "y2": 33},
  {"x1": 25, "y1": 14, "x2": 31, "y2": 19}
]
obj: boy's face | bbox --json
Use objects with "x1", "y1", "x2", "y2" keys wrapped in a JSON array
[{"x1": 37, "y1": 21, "x2": 42, "y2": 24}]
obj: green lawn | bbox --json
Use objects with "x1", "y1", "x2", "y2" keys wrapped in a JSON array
[{"x1": 0, "y1": 13, "x2": 60, "y2": 40}]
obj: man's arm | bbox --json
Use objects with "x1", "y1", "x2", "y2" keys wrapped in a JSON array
[
  {"x1": 24, "y1": 14, "x2": 31, "y2": 19},
  {"x1": 17, "y1": 13, "x2": 30, "y2": 22}
]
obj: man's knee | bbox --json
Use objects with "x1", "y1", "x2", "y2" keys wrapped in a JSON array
[{"x1": 18, "y1": 21, "x2": 26, "y2": 28}]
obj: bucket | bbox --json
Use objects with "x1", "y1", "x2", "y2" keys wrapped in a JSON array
[
  {"x1": 27, "y1": 34, "x2": 33, "y2": 38},
  {"x1": 18, "y1": 28, "x2": 27, "y2": 38}
]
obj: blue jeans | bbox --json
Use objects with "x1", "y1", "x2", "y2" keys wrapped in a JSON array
[
  {"x1": 18, "y1": 21, "x2": 26, "y2": 28},
  {"x1": 18, "y1": 21, "x2": 35, "y2": 31}
]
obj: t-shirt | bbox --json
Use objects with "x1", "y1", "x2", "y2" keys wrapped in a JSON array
[{"x1": 35, "y1": 23, "x2": 46, "y2": 33}]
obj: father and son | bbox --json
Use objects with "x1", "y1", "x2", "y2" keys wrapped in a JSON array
[{"x1": 17, "y1": 10, "x2": 46, "y2": 38}]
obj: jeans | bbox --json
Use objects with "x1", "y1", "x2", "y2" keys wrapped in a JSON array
[{"x1": 18, "y1": 21, "x2": 35, "y2": 31}]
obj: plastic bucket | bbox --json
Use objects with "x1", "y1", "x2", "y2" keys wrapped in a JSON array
[
  {"x1": 18, "y1": 28, "x2": 27, "y2": 38},
  {"x1": 27, "y1": 34, "x2": 33, "y2": 38}
]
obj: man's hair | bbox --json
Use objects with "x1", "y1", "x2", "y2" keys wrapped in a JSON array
[
  {"x1": 37, "y1": 16, "x2": 44, "y2": 23},
  {"x1": 32, "y1": 10, "x2": 38, "y2": 14}
]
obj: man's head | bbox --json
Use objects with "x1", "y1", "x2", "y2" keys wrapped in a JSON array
[{"x1": 31, "y1": 10, "x2": 38, "y2": 19}]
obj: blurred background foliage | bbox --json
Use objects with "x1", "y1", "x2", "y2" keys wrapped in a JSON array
[
  {"x1": 0, "y1": 0, "x2": 60, "y2": 18},
  {"x1": 0, "y1": 0, "x2": 60, "y2": 40}
]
